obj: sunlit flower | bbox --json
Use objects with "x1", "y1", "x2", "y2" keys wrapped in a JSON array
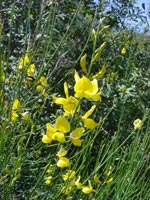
[
  {"x1": 12, "y1": 99, "x2": 20, "y2": 110},
  {"x1": 45, "y1": 176, "x2": 52, "y2": 185},
  {"x1": 70, "y1": 127, "x2": 84, "y2": 146},
  {"x1": 105, "y1": 165, "x2": 113, "y2": 177},
  {"x1": 94, "y1": 175, "x2": 102, "y2": 184},
  {"x1": 52, "y1": 82, "x2": 79, "y2": 116},
  {"x1": 121, "y1": 47, "x2": 126, "y2": 54},
  {"x1": 27, "y1": 64, "x2": 36, "y2": 77},
  {"x1": 106, "y1": 177, "x2": 113, "y2": 183},
  {"x1": 21, "y1": 111, "x2": 30, "y2": 121},
  {"x1": 57, "y1": 146, "x2": 67, "y2": 157},
  {"x1": 80, "y1": 54, "x2": 87, "y2": 74},
  {"x1": 62, "y1": 170, "x2": 76, "y2": 181},
  {"x1": 56, "y1": 147, "x2": 70, "y2": 168},
  {"x1": 38, "y1": 76, "x2": 49, "y2": 87},
  {"x1": 75, "y1": 176, "x2": 83, "y2": 189},
  {"x1": 80, "y1": 105, "x2": 99, "y2": 129},
  {"x1": 36, "y1": 85, "x2": 43, "y2": 92},
  {"x1": 57, "y1": 156, "x2": 71, "y2": 168},
  {"x1": 11, "y1": 111, "x2": 18, "y2": 121},
  {"x1": 42, "y1": 116, "x2": 70, "y2": 144},
  {"x1": 74, "y1": 70, "x2": 101, "y2": 101},
  {"x1": 18, "y1": 54, "x2": 30, "y2": 69},
  {"x1": 133, "y1": 119, "x2": 142, "y2": 130},
  {"x1": 82, "y1": 180, "x2": 93, "y2": 194},
  {"x1": 92, "y1": 64, "x2": 106, "y2": 79}
]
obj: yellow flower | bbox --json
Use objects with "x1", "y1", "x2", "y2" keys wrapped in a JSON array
[
  {"x1": 70, "y1": 127, "x2": 84, "y2": 146},
  {"x1": 82, "y1": 180, "x2": 93, "y2": 194},
  {"x1": 21, "y1": 112, "x2": 30, "y2": 121},
  {"x1": 106, "y1": 177, "x2": 113, "y2": 183},
  {"x1": 57, "y1": 157, "x2": 71, "y2": 168},
  {"x1": 133, "y1": 119, "x2": 142, "y2": 130},
  {"x1": 38, "y1": 76, "x2": 48, "y2": 87},
  {"x1": 42, "y1": 116, "x2": 70, "y2": 144},
  {"x1": 62, "y1": 170, "x2": 76, "y2": 181},
  {"x1": 11, "y1": 111, "x2": 18, "y2": 121},
  {"x1": 18, "y1": 54, "x2": 30, "y2": 69},
  {"x1": 36, "y1": 85, "x2": 43, "y2": 93},
  {"x1": 27, "y1": 64, "x2": 36, "y2": 77},
  {"x1": 74, "y1": 70, "x2": 101, "y2": 101},
  {"x1": 80, "y1": 105, "x2": 99, "y2": 129},
  {"x1": 52, "y1": 82, "x2": 79, "y2": 116},
  {"x1": 80, "y1": 54, "x2": 87, "y2": 74},
  {"x1": 92, "y1": 64, "x2": 106, "y2": 79},
  {"x1": 45, "y1": 176, "x2": 52, "y2": 185},
  {"x1": 56, "y1": 147, "x2": 70, "y2": 168},
  {"x1": 92, "y1": 42, "x2": 106, "y2": 62},
  {"x1": 57, "y1": 146, "x2": 67, "y2": 157},
  {"x1": 105, "y1": 165, "x2": 113, "y2": 177},
  {"x1": 94, "y1": 175, "x2": 102, "y2": 184},
  {"x1": 121, "y1": 47, "x2": 126, "y2": 54},
  {"x1": 12, "y1": 99, "x2": 20, "y2": 110},
  {"x1": 75, "y1": 176, "x2": 83, "y2": 189}
]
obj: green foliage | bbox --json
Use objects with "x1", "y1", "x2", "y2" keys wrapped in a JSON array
[{"x1": 0, "y1": 1, "x2": 150, "y2": 200}]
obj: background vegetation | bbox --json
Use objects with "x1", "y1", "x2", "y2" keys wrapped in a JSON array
[{"x1": 0, "y1": 0, "x2": 150, "y2": 199}]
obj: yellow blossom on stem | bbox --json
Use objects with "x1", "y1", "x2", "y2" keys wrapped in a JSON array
[
  {"x1": 12, "y1": 99, "x2": 20, "y2": 110},
  {"x1": 75, "y1": 176, "x2": 83, "y2": 189},
  {"x1": 133, "y1": 119, "x2": 142, "y2": 130},
  {"x1": 57, "y1": 156, "x2": 71, "y2": 168},
  {"x1": 70, "y1": 127, "x2": 84, "y2": 146},
  {"x1": 92, "y1": 64, "x2": 106, "y2": 79},
  {"x1": 62, "y1": 170, "x2": 76, "y2": 181},
  {"x1": 80, "y1": 105, "x2": 99, "y2": 129},
  {"x1": 42, "y1": 116, "x2": 70, "y2": 144},
  {"x1": 94, "y1": 175, "x2": 102, "y2": 184},
  {"x1": 21, "y1": 111, "x2": 30, "y2": 121},
  {"x1": 18, "y1": 54, "x2": 30, "y2": 69},
  {"x1": 56, "y1": 147, "x2": 70, "y2": 168},
  {"x1": 80, "y1": 54, "x2": 87, "y2": 74},
  {"x1": 45, "y1": 176, "x2": 52, "y2": 185},
  {"x1": 74, "y1": 70, "x2": 101, "y2": 101},
  {"x1": 92, "y1": 42, "x2": 106, "y2": 62},
  {"x1": 27, "y1": 64, "x2": 36, "y2": 77},
  {"x1": 11, "y1": 111, "x2": 18, "y2": 121},
  {"x1": 36, "y1": 85, "x2": 43, "y2": 93},
  {"x1": 106, "y1": 177, "x2": 113, "y2": 183},
  {"x1": 38, "y1": 76, "x2": 49, "y2": 87},
  {"x1": 121, "y1": 47, "x2": 126, "y2": 54},
  {"x1": 52, "y1": 82, "x2": 79, "y2": 116},
  {"x1": 82, "y1": 180, "x2": 93, "y2": 194},
  {"x1": 57, "y1": 146, "x2": 67, "y2": 157}
]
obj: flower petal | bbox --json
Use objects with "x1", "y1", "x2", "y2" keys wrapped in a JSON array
[
  {"x1": 56, "y1": 116, "x2": 70, "y2": 133},
  {"x1": 82, "y1": 105, "x2": 96, "y2": 119},
  {"x1": 57, "y1": 157, "x2": 70, "y2": 168},
  {"x1": 81, "y1": 118, "x2": 99, "y2": 129}
]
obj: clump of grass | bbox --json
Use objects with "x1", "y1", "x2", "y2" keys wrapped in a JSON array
[{"x1": 0, "y1": 1, "x2": 150, "y2": 200}]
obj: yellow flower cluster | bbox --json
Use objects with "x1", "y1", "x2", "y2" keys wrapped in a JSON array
[
  {"x1": 11, "y1": 99, "x2": 30, "y2": 122},
  {"x1": 42, "y1": 36, "x2": 106, "y2": 173},
  {"x1": 42, "y1": 28, "x2": 108, "y2": 196},
  {"x1": 133, "y1": 119, "x2": 142, "y2": 130},
  {"x1": 61, "y1": 170, "x2": 94, "y2": 195}
]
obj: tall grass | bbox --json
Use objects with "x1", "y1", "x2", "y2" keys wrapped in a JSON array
[{"x1": 0, "y1": 1, "x2": 150, "y2": 200}]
